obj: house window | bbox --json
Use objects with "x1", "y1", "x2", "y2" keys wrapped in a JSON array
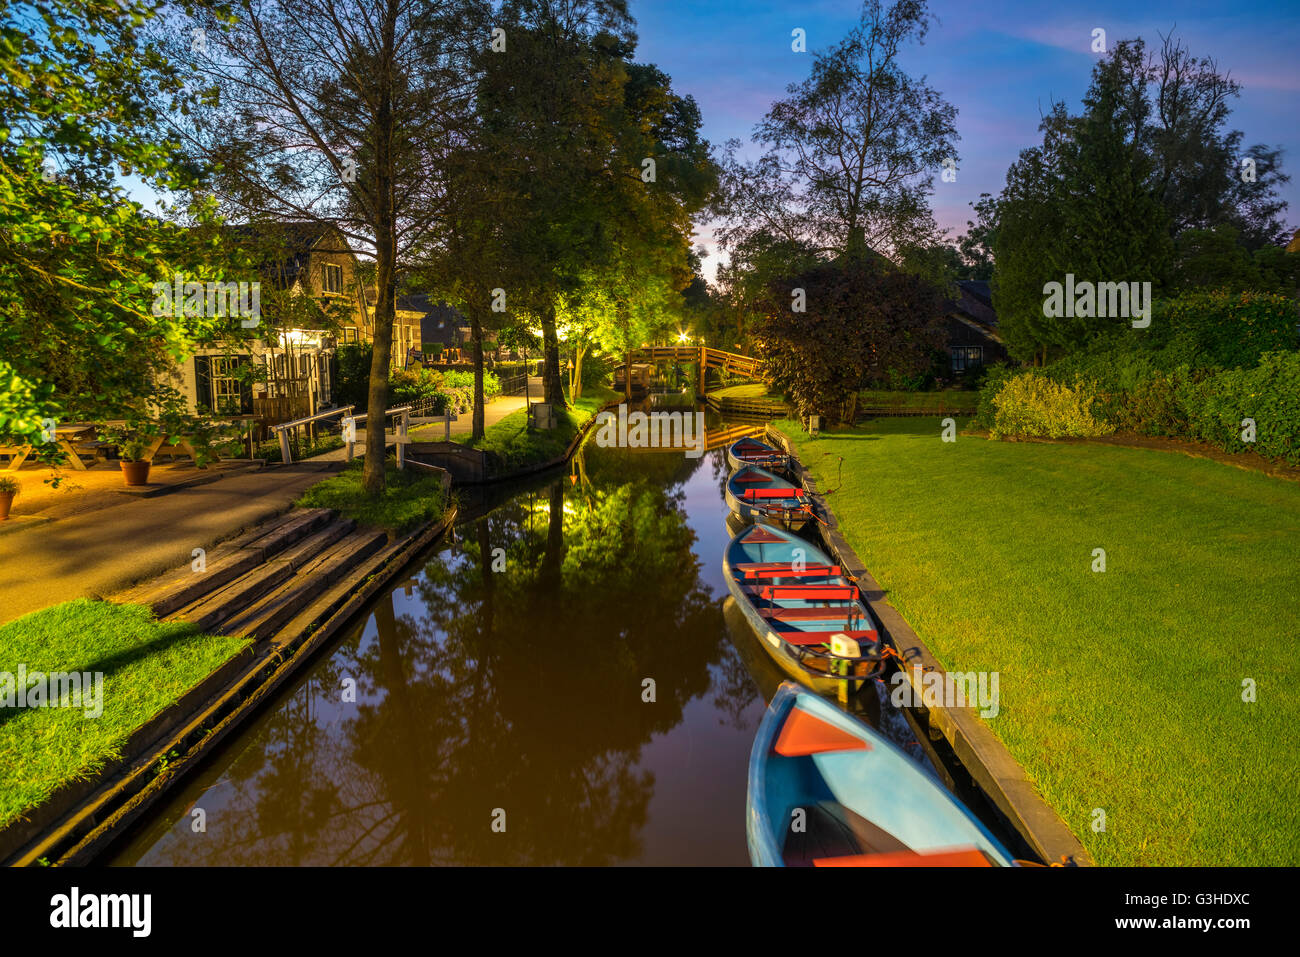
[
  {"x1": 951, "y1": 346, "x2": 983, "y2": 372},
  {"x1": 322, "y1": 263, "x2": 343, "y2": 295},
  {"x1": 318, "y1": 353, "x2": 332, "y2": 404},
  {"x1": 342, "y1": 326, "x2": 359, "y2": 343},
  {"x1": 210, "y1": 357, "x2": 244, "y2": 413}
]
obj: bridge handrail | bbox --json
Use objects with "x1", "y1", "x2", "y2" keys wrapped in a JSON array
[
  {"x1": 344, "y1": 405, "x2": 413, "y2": 469},
  {"x1": 270, "y1": 405, "x2": 355, "y2": 433}
]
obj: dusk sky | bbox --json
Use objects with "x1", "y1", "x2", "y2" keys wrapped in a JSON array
[{"x1": 632, "y1": 0, "x2": 1300, "y2": 280}]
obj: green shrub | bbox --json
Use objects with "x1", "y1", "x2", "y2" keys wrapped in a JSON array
[
  {"x1": 974, "y1": 363, "x2": 1017, "y2": 430},
  {"x1": 990, "y1": 372, "x2": 1113, "y2": 439},
  {"x1": 1179, "y1": 351, "x2": 1300, "y2": 463},
  {"x1": 1147, "y1": 291, "x2": 1298, "y2": 370},
  {"x1": 440, "y1": 368, "x2": 501, "y2": 398},
  {"x1": 388, "y1": 367, "x2": 443, "y2": 405}
]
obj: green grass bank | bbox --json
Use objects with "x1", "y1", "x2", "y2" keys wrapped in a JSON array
[{"x1": 775, "y1": 416, "x2": 1300, "y2": 866}]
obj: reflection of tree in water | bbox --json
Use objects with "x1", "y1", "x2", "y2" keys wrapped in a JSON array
[{"x1": 129, "y1": 444, "x2": 737, "y2": 865}]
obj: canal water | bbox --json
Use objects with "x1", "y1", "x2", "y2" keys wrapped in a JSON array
[{"x1": 110, "y1": 414, "x2": 937, "y2": 866}]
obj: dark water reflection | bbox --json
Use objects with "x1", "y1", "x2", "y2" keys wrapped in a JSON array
[{"x1": 111, "y1": 425, "x2": 934, "y2": 866}]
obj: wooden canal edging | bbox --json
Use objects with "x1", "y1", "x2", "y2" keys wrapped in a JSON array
[
  {"x1": 764, "y1": 424, "x2": 1093, "y2": 867},
  {"x1": 858, "y1": 404, "x2": 977, "y2": 418},
  {"x1": 705, "y1": 392, "x2": 789, "y2": 419},
  {"x1": 0, "y1": 488, "x2": 458, "y2": 867},
  {"x1": 410, "y1": 397, "x2": 620, "y2": 485}
]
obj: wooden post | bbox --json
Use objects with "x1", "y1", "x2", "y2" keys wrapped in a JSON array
[
  {"x1": 278, "y1": 427, "x2": 292, "y2": 465},
  {"x1": 396, "y1": 409, "x2": 407, "y2": 470},
  {"x1": 698, "y1": 345, "x2": 706, "y2": 395}
]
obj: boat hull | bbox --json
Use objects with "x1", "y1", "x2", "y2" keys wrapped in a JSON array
[
  {"x1": 723, "y1": 484, "x2": 813, "y2": 533},
  {"x1": 747, "y1": 682, "x2": 1017, "y2": 867},
  {"x1": 726, "y1": 438, "x2": 790, "y2": 475},
  {"x1": 722, "y1": 524, "x2": 881, "y2": 697}
]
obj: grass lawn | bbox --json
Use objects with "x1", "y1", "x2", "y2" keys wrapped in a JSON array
[
  {"x1": 0, "y1": 600, "x2": 249, "y2": 831},
  {"x1": 455, "y1": 384, "x2": 619, "y2": 473},
  {"x1": 709, "y1": 381, "x2": 788, "y2": 401},
  {"x1": 296, "y1": 461, "x2": 450, "y2": 532},
  {"x1": 710, "y1": 382, "x2": 767, "y2": 399},
  {"x1": 776, "y1": 416, "x2": 1300, "y2": 866}
]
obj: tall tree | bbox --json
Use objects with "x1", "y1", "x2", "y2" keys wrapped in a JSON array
[
  {"x1": 166, "y1": 0, "x2": 479, "y2": 493},
  {"x1": 479, "y1": 0, "x2": 636, "y2": 407},
  {"x1": 990, "y1": 32, "x2": 1291, "y2": 363},
  {"x1": 756, "y1": 254, "x2": 946, "y2": 423},
  {"x1": 716, "y1": 231, "x2": 822, "y2": 348},
  {"x1": 716, "y1": 0, "x2": 957, "y2": 260}
]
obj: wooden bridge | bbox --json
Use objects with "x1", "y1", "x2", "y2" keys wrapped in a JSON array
[{"x1": 628, "y1": 346, "x2": 761, "y2": 384}]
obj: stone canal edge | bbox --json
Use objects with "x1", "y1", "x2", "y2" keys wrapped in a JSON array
[
  {"x1": 1, "y1": 501, "x2": 459, "y2": 867},
  {"x1": 765, "y1": 425, "x2": 1093, "y2": 867}
]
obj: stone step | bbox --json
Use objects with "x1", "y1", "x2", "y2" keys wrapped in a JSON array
[
  {"x1": 218, "y1": 529, "x2": 390, "y2": 641},
  {"x1": 271, "y1": 537, "x2": 412, "y2": 649},
  {"x1": 171, "y1": 518, "x2": 357, "y2": 632},
  {"x1": 114, "y1": 509, "x2": 334, "y2": 618}
]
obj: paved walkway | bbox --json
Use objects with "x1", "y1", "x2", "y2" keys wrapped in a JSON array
[
  {"x1": 410, "y1": 395, "x2": 527, "y2": 441},
  {"x1": 0, "y1": 461, "x2": 343, "y2": 625}
]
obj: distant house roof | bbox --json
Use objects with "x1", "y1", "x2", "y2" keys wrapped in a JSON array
[
  {"x1": 945, "y1": 279, "x2": 1001, "y2": 343},
  {"x1": 1288, "y1": 229, "x2": 1300, "y2": 254},
  {"x1": 221, "y1": 221, "x2": 350, "y2": 288},
  {"x1": 398, "y1": 294, "x2": 465, "y2": 346}
]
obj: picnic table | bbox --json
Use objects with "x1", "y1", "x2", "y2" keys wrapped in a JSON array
[
  {"x1": 1, "y1": 416, "x2": 259, "y2": 471},
  {"x1": 1, "y1": 424, "x2": 104, "y2": 471}
]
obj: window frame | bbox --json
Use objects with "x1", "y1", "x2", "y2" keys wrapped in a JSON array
[
  {"x1": 950, "y1": 345, "x2": 983, "y2": 372},
  {"x1": 321, "y1": 262, "x2": 344, "y2": 295}
]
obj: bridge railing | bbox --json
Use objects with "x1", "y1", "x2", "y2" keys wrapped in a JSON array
[
  {"x1": 344, "y1": 405, "x2": 412, "y2": 468},
  {"x1": 270, "y1": 405, "x2": 355, "y2": 465}
]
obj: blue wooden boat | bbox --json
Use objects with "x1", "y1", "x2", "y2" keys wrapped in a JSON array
[
  {"x1": 747, "y1": 682, "x2": 1017, "y2": 867},
  {"x1": 724, "y1": 464, "x2": 813, "y2": 532},
  {"x1": 722, "y1": 523, "x2": 883, "y2": 695},
  {"x1": 726, "y1": 436, "x2": 789, "y2": 473}
]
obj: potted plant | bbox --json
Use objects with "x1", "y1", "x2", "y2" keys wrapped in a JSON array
[
  {"x1": 0, "y1": 476, "x2": 17, "y2": 520},
  {"x1": 99, "y1": 417, "x2": 163, "y2": 486}
]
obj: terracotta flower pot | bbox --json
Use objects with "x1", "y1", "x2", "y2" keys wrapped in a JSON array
[
  {"x1": 0, "y1": 490, "x2": 14, "y2": 521},
  {"x1": 120, "y1": 460, "x2": 152, "y2": 486}
]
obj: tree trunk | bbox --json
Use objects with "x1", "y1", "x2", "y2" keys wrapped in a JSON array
[
  {"x1": 362, "y1": 8, "x2": 397, "y2": 496},
  {"x1": 541, "y1": 300, "x2": 564, "y2": 406},
  {"x1": 624, "y1": 348, "x2": 632, "y2": 402},
  {"x1": 570, "y1": 344, "x2": 584, "y2": 400},
  {"x1": 539, "y1": 478, "x2": 564, "y2": 590},
  {"x1": 364, "y1": 242, "x2": 395, "y2": 494},
  {"x1": 470, "y1": 308, "x2": 485, "y2": 439}
]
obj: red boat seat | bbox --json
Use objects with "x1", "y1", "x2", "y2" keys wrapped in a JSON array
[
  {"x1": 773, "y1": 628, "x2": 878, "y2": 647},
  {"x1": 737, "y1": 563, "x2": 840, "y2": 579},
  {"x1": 812, "y1": 847, "x2": 993, "y2": 867},
  {"x1": 743, "y1": 487, "x2": 805, "y2": 500},
  {"x1": 759, "y1": 584, "x2": 858, "y2": 601},
  {"x1": 773, "y1": 707, "x2": 870, "y2": 757},
  {"x1": 760, "y1": 607, "x2": 866, "y2": 621}
]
